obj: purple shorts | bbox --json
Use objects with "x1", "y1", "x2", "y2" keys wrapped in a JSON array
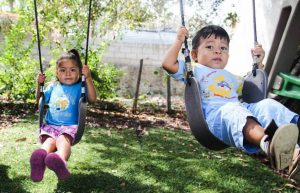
[{"x1": 39, "y1": 124, "x2": 78, "y2": 145}]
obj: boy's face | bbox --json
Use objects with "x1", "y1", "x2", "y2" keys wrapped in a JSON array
[
  {"x1": 191, "y1": 35, "x2": 229, "y2": 69},
  {"x1": 56, "y1": 59, "x2": 80, "y2": 85}
]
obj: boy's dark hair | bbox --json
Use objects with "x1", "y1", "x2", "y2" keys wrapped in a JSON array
[
  {"x1": 56, "y1": 49, "x2": 83, "y2": 72},
  {"x1": 192, "y1": 25, "x2": 230, "y2": 50}
]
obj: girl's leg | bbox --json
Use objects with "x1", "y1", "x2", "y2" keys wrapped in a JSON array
[
  {"x1": 41, "y1": 136, "x2": 57, "y2": 153},
  {"x1": 45, "y1": 134, "x2": 72, "y2": 181},
  {"x1": 30, "y1": 136, "x2": 56, "y2": 182},
  {"x1": 55, "y1": 134, "x2": 72, "y2": 161}
]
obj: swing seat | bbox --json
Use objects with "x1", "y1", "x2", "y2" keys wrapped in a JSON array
[
  {"x1": 74, "y1": 97, "x2": 87, "y2": 144},
  {"x1": 242, "y1": 69, "x2": 268, "y2": 103},
  {"x1": 38, "y1": 96, "x2": 45, "y2": 129},
  {"x1": 184, "y1": 69, "x2": 267, "y2": 151},
  {"x1": 38, "y1": 96, "x2": 87, "y2": 145}
]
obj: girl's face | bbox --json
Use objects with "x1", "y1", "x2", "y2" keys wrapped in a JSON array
[
  {"x1": 56, "y1": 59, "x2": 80, "y2": 85},
  {"x1": 191, "y1": 35, "x2": 229, "y2": 69}
]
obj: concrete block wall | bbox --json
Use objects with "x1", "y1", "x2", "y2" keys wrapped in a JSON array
[{"x1": 102, "y1": 30, "x2": 186, "y2": 98}]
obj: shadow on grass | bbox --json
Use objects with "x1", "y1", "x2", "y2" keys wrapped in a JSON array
[
  {"x1": 0, "y1": 165, "x2": 29, "y2": 193},
  {"x1": 55, "y1": 170, "x2": 157, "y2": 193},
  {"x1": 0, "y1": 116, "x2": 288, "y2": 192},
  {"x1": 75, "y1": 127, "x2": 284, "y2": 193}
]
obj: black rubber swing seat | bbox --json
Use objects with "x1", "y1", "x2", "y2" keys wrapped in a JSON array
[
  {"x1": 184, "y1": 69, "x2": 267, "y2": 151},
  {"x1": 38, "y1": 95, "x2": 87, "y2": 145},
  {"x1": 74, "y1": 97, "x2": 87, "y2": 144}
]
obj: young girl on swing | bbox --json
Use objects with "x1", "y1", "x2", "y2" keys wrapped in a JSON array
[
  {"x1": 30, "y1": 49, "x2": 97, "y2": 182},
  {"x1": 162, "y1": 25, "x2": 300, "y2": 182}
]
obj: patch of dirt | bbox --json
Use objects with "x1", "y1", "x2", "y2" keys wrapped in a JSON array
[
  {"x1": 0, "y1": 100, "x2": 36, "y2": 129},
  {"x1": 87, "y1": 100, "x2": 189, "y2": 131},
  {"x1": 0, "y1": 98, "x2": 189, "y2": 131}
]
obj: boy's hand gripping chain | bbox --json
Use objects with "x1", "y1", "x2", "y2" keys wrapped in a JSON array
[{"x1": 179, "y1": 0, "x2": 193, "y2": 84}]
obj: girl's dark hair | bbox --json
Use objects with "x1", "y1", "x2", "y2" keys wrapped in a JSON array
[
  {"x1": 192, "y1": 25, "x2": 230, "y2": 50},
  {"x1": 56, "y1": 49, "x2": 83, "y2": 71}
]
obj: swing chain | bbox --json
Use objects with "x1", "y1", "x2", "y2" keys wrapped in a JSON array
[
  {"x1": 252, "y1": 0, "x2": 258, "y2": 77},
  {"x1": 179, "y1": 0, "x2": 193, "y2": 84}
]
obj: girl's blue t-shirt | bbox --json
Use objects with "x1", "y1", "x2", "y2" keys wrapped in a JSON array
[{"x1": 44, "y1": 81, "x2": 81, "y2": 125}]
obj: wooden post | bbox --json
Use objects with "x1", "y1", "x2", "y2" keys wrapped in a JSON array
[
  {"x1": 166, "y1": 75, "x2": 172, "y2": 113},
  {"x1": 132, "y1": 59, "x2": 143, "y2": 114}
]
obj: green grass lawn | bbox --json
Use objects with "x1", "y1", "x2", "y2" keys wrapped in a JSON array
[{"x1": 0, "y1": 116, "x2": 296, "y2": 193}]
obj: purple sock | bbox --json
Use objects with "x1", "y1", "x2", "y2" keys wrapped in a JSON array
[
  {"x1": 30, "y1": 149, "x2": 47, "y2": 182},
  {"x1": 45, "y1": 153, "x2": 70, "y2": 181}
]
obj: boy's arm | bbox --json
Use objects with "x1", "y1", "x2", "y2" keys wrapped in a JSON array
[{"x1": 162, "y1": 27, "x2": 188, "y2": 74}]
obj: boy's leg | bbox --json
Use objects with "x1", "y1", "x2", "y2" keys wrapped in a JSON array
[
  {"x1": 245, "y1": 98, "x2": 298, "y2": 130},
  {"x1": 243, "y1": 117, "x2": 265, "y2": 146},
  {"x1": 244, "y1": 98, "x2": 299, "y2": 170},
  {"x1": 243, "y1": 118, "x2": 298, "y2": 170}
]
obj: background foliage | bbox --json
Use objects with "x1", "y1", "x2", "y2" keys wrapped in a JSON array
[
  {"x1": 0, "y1": 0, "x2": 238, "y2": 101},
  {"x1": 0, "y1": 0, "x2": 151, "y2": 101}
]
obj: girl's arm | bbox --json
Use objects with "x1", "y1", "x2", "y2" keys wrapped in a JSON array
[
  {"x1": 82, "y1": 65, "x2": 97, "y2": 103},
  {"x1": 162, "y1": 26, "x2": 188, "y2": 74}
]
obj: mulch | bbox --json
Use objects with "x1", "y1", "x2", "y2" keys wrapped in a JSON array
[{"x1": 0, "y1": 99, "x2": 190, "y2": 131}]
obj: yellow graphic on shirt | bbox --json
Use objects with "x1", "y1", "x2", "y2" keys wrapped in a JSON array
[
  {"x1": 207, "y1": 74, "x2": 232, "y2": 97},
  {"x1": 235, "y1": 75, "x2": 244, "y2": 96},
  {"x1": 53, "y1": 97, "x2": 69, "y2": 111}
]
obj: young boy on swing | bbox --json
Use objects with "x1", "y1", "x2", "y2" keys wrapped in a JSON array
[
  {"x1": 30, "y1": 49, "x2": 97, "y2": 182},
  {"x1": 162, "y1": 25, "x2": 300, "y2": 182}
]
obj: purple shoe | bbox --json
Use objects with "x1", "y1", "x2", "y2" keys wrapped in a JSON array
[
  {"x1": 30, "y1": 149, "x2": 47, "y2": 182},
  {"x1": 45, "y1": 153, "x2": 70, "y2": 181}
]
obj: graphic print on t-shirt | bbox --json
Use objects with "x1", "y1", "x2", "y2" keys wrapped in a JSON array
[
  {"x1": 53, "y1": 96, "x2": 69, "y2": 111},
  {"x1": 208, "y1": 74, "x2": 232, "y2": 98}
]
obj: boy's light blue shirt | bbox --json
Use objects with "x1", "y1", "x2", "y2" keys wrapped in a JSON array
[
  {"x1": 170, "y1": 60, "x2": 241, "y2": 116},
  {"x1": 44, "y1": 81, "x2": 81, "y2": 126}
]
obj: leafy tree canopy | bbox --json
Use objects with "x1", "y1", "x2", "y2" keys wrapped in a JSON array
[
  {"x1": 0, "y1": 0, "x2": 152, "y2": 101},
  {"x1": 0, "y1": 0, "x2": 238, "y2": 101}
]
